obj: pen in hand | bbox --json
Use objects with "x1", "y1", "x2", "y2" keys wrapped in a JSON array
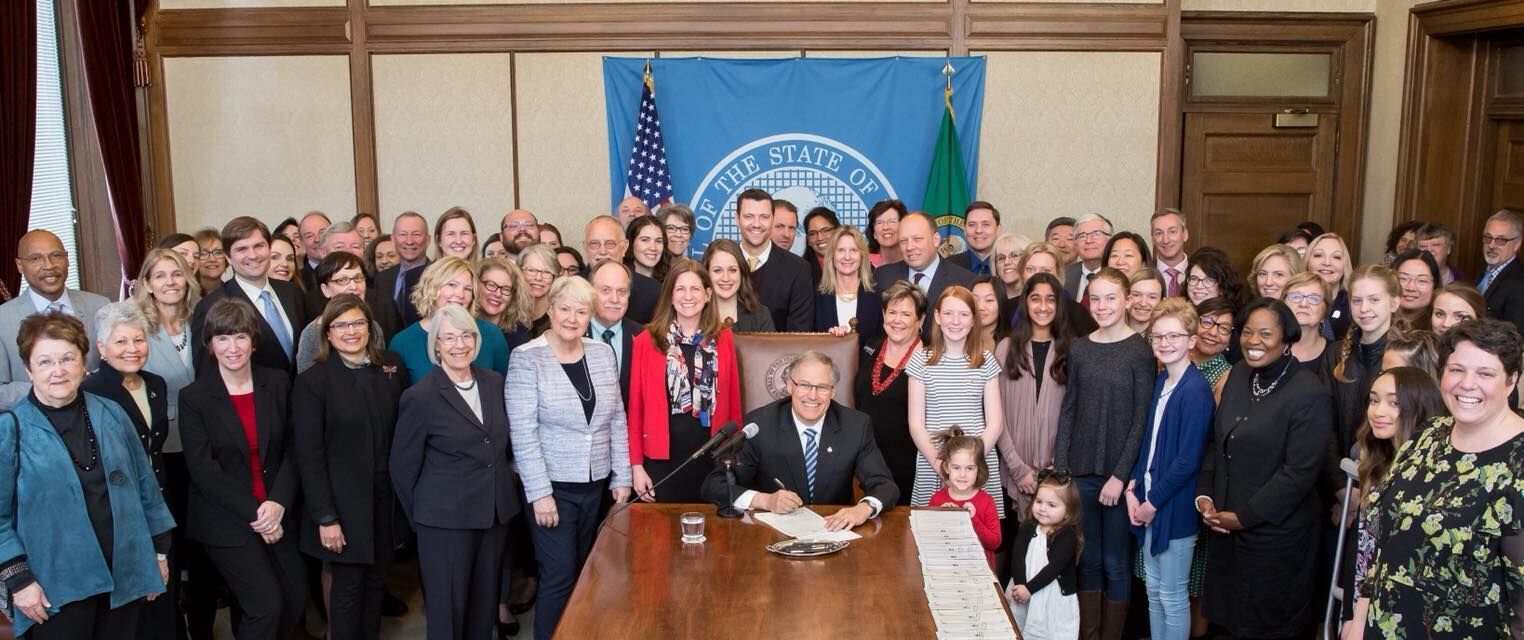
[{"x1": 772, "y1": 477, "x2": 788, "y2": 492}]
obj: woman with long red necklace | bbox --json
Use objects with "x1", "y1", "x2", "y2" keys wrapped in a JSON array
[{"x1": 852, "y1": 281, "x2": 927, "y2": 506}]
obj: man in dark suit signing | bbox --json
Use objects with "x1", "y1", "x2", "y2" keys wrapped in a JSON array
[
  {"x1": 587, "y1": 260, "x2": 643, "y2": 404},
  {"x1": 702, "y1": 351, "x2": 898, "y2": 531},
  {"x1": 873, "y1": 211, "x2": 975, "y2": 335},
  {"x1": 736, "y1": 188, "x2": 815, "y2": 331},
  {"x1": 190, "y1": 216, "x2": 308, "y2": 377}
]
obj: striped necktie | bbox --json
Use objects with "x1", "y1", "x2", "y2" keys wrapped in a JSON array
[{"x1": 803, "y1": 428, "x2": 818, "y2": 501}]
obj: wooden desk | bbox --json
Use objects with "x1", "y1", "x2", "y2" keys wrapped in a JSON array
[{"x1": 557, "y1": 504, "x2": 1017, "y2": 639}]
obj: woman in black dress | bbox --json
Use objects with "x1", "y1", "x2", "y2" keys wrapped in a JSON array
[
  {"x1": 852, "y1": 281, "x2": 925, "y2": 506},
  {"x1": 1196, "y1": 297, "x2": 1334, "y2": 639}
]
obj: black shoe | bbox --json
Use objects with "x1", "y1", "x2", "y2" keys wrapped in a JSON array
[
  {"x1": 381, "y1": 590, "x2": 408, "y2": 617},
  {"x1": 499, "y1": 616, "x2": 521, "y2": 638},
  {"x1": 508, "y1": 597, "x2": 535, "y2": 616}
]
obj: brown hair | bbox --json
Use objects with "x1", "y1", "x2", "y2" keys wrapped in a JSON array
[
  {"x1": 647, "y1": 261, "x2": 723, "y2": 352},
  {"x1": 1384, "y1": 328, "x2": 1441, "y2": 379},
  {"x1": 933, "y1": 426, "x2": 989, "y2": 489},
  {"x1": 701, "y1": 238, "x2": 764, "y2": 314},
  {"x1": 314, "y1": 294, "x2": 385, "y2": 365},
  {"x1": 880, "y1": 280, "x2": 928, "y2": 318},
  {"x1": 1089, "y1": 266, "x2": 1132, "y2": 296},
  {"x1": 1434, "y1": 283, "x2": 1485, "y2": 323},
  {"x1": 928, "y1": 285, "x2": 987, "y2": 368},
  {"x1": 18, "y1": 311, "x2": 88, "y2": 365},
  {"x1": 1031, "y1": 470, "x2": 1085, "y2": 559},
  {"x1": 433, "y1": 206, "x2": 480, "y2": 261},
  {"x1": 1354, "y1": 367, "x2": 1445, "y2": 490},
  {"x1": 220, "y1": 216, "x2": 271, "y2": 251},
  {"x1": 201, "y1": 298, "x2": 262, "y2": 343},
  {"x1": 1334, "y1": 265, "x2": 1404, "y2": 383}
]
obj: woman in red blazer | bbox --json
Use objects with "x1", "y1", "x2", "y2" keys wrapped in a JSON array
[{"x1": 628, "y1": 261, "x2": 742, "y2": 503}]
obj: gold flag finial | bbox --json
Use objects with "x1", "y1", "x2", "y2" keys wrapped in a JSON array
[{"x1": 941, "y1": 58, "x2": 956, "y2": 121}]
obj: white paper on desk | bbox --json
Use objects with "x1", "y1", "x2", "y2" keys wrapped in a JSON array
[{"x1": 753, "y1": 509, "x2": 861, "y2": 542}]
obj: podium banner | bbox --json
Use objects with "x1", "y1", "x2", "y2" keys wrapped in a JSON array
[{"x1": 604, "y1": 56, "x2": 986, "y2": 258}]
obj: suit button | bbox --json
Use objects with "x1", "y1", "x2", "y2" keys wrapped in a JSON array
[
  {"x1": 483, "y1": 437, "x2": 491, "y2": 444},
  {"x1": 486, "y1": 463, "x2": 493, "y2": 469}
]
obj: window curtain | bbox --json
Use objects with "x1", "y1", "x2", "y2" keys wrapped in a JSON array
[
  {"x1": 77, "y1": 0, "x2": 149, "y2": 292},
  {"x1": 0, "y1": 1, "x2": 38, "y2": 300}
]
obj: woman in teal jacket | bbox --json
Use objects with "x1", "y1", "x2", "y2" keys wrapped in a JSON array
[{"x1": 0, "y1": 312, "x2": 174, "y2": 639}]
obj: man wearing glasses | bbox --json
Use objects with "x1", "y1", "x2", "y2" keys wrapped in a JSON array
[
  {"x1": 1481, "y1": 209, "x2": 1524, "y2": 339},
  {"x1": 0, "y1": 230, "x2": 110, "y2": 407},
  {"x1": 1063, "y1": 213, "x2": 1114, "y2": 300},
  {"x1": 500, "y1": 209, "x2": 540, "y2": 261},
  {"x1": 701, "y1": 351, "x2": 899, "y2": 532},
  {"x1": 584, "y1": 215, "x2": 658, "y2": 323}
]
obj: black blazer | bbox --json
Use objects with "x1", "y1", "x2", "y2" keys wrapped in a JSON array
[
  {"x1": 587, "y1": 318, "x2": 642, "y2": 405},
  {"x1": 628, "y1": 273, "x2": 660, "y2": 325},
  {"x1": 191, "y1": 277, "x2": 308, "y2": 377},
  {"x1": 812, "y1": 288, "x2": 884, "y2": 346},
  {"x1": 390, "y1": 366, "x2": 521, "y2": 530},
  {"x1": 178, "y1": 365, "x2": 300, "y2": 547},
  {"x1": 1009, "y1": 520, "x2": 1078, "y2": 596},
  {"x1": 300, "y1": 261, "x2": 319, "y2": 296},
  {"x1": 292, "y1": 351, "x2": 406, "y2": 564},
  {"x1": 702, "y1": 397, "x2": 899, "y2": 508},
  {"x1": 81, "y1": 365, "x2": 169, "y2": 489},
  {"x1": 374, "y1": 261, "x2": 429, "y2": 328},
  {"x1": 752, "y1": 250, "x2": 816, "y2": 332},
  {"x1": 1485, "y1": 259, "x2": 1524, "y2": 338},
  {"x1": 872, "y1": 258, "x2": 976, "y2": 335}
]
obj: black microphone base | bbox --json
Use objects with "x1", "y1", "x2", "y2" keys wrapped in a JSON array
[{"x1": 716, "y1": 505, "x2": 744, "y2": 519}]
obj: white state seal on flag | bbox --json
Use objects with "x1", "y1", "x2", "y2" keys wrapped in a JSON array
[{"x1": 687, "y1": 133, "x2": 898, "y2": 258}]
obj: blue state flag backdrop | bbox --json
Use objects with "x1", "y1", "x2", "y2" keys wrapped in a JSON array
[{"x1": 604, "y1": 56, "x2": 986, "y2": 259}]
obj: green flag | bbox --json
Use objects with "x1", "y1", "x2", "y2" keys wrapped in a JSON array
[{"x1": 921, "y1": 92, "x2": 971, "y2": 256}]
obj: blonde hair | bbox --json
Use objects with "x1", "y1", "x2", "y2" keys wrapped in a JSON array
[
  {"x1": 1307, "y1": 233, "x2": 1353, "y2": 289},
  {"x1": 1016, "y1": 241, "x2": 1062, "y2": 276},
  {"x1": 132, "y1": 248, "x2": 202, "y2": 333},
  {"x1": 1249, "y1": 244, "x2": 1306, "y2": 294},
  {"x1": 426, "y1": 305, "x2": 482, "y2": 366},
  {"x1": 818, "y1": 226, "x2": 875, "y2": 294},
  {"x1": 411, "y1": 256, "x2": 475, "y2": 320},
  {"x1": 1147, "y1": 297, "x2": 1200, "y2": 335},
  {"x1": 475, "y1": 258, "x2": 534, "y2": 333},
  {"x1": 517, "y1": 244, "x2": 560, "y2": 299},
  {"x1": 1334, "y1": 265, "x2": 1404, "y2": 383}
]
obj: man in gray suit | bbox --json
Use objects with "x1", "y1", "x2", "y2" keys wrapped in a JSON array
[{"x1": 0, "y1": 230, "x2": 111, "y2": 407}]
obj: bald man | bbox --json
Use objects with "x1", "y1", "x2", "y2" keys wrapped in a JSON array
[
  {"x1": 585, "y1": 215, "x2": 657, "y2": 323},
  {"x1": 500, "y1": 209, "x2": 540, "y2": 259},
  {"x1": 616, "y1": 196, "x2": 650, "y2": 229},
  {"x1": 0, "y1": 230, "x2": 111, "y2": 407},
  {"x1": 873, "y1": 211, "x2": 974, "y2": 335}
]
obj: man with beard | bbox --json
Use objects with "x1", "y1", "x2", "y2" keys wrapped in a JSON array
[
  {"x1": 0, "y1": 230, "x2": 110, "y2": 407},
  {"x1": 500, "y1": 209, "x2": 540, "y2": 260}
]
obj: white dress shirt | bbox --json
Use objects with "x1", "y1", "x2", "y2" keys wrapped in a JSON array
[
  {"x1": 744, "y1": 242, "x2": 774, "y2": 271},
  {"x1": 910, "y1": 256, "x2": 942, "y2": 295},
  {"x1": 233, "y1": 276, "x2": 294, "y2": 342},
  {"x1": 732, "y1": 409, "x2": 884, "y2": 517}
]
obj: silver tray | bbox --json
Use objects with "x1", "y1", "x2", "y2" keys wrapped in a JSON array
[{"x1": 766, "y1": 539, "x2": 849, "y2": 557}]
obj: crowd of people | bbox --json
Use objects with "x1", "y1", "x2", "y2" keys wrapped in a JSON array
[{"x1": 0, "y1": 189, "x2": 1522, "y2": 640}]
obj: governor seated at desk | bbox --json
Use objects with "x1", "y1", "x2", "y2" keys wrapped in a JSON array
[{"x1": 701, "y1": 350, "x2": 899, "y2": 531}]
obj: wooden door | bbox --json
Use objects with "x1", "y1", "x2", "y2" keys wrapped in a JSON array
[
  {"x1": 1181, "y1": 112, "x2": 1338, "y2": 272},
  {"x1": 1494, "y1": 120, "x2": 1524, "y2": 213}
]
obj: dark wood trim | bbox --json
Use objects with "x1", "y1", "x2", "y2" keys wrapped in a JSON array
[
  {"x1": 1412, "y1": 0, "x2": 1524, "y2": 37},
  {"x1": 964, "y1": 1, "x2": 1168, "y2": 52},
  {"x1": 510, "y1": 52, "x2": 520, "y2": 209},
  {"x1": 58, "y1": 0, "x2": 122, "y2": 296},
  {"x1": 348, "y1": 0, "x2": 378, "y2": 217},
  {"x1": 1156, "y1": 0, "x2": 1183, "y2": 211},
  {"x1": 154, "y1": 7, "x2": 350, "y2": 56}
]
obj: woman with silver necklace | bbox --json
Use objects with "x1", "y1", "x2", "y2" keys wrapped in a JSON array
[
  {"x1": 1195, "y1": 297, "x2": 1334, "y2": 639},
  {"x1": 508, "y1": 276, "x2": 632, "y2": 640}
]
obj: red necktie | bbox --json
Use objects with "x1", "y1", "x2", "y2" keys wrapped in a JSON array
[{"x1": 1166, "y1": 267, "x2": 1180, "y2": 297}]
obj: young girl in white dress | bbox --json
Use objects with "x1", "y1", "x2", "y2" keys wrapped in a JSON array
[{"x1": 1008, "y1": 470, "x2": 1082, "y2": 640}]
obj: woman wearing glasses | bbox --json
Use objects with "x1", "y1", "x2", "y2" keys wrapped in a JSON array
[
  {"x1": 1197, "y1": 297, "x2": 1333, "y2": 639},
  {"x1": 1184, "y1": 247, "x2": 1243, "y2": 307},
  {"x1": 1189, "y1": 297, "x2": 1237, "y2": 403},
  {"x1": 1392, "y1": 249, "x2": 1442, "y2": 330},
  {"x1": 519, "y1": 245, "x2": 560, "y2": 336},
  {"x1": 1280, "y1": 272, "x2": 1336, "y2": 381},
  {"x1": 659, "y1": 204, "x2": 696, "y2": 260},
  {"x1": 388, "y1": 257, "x2": 510, "y2": 385},
  {"x1": 475, "y1": 258, "x2": 536, "y2": 351},
  {"x1": 802, "y1": 207, "x2": 841, "y2": 288},
  {"x1": 295, "y1": 252, "x2": 388, "y2": 373},
  {"x1": 193, "y1": 228, "x2": 228, "y2": 295}
]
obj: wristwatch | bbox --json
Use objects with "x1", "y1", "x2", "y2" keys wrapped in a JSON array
[
  {"x1": 156, "y1": 553, "x2": 168, "y2": 562},
  {"x1": 1193, "y1": 495, "x2": 1212, "y2": 514}
]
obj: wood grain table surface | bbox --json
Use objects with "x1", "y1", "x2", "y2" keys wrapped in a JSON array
[{"x1": 555, "y1": 503, "x2": 1020, "y2": 639}]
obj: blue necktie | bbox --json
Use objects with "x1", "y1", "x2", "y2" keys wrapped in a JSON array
[
  {"x1": 803, "y1": 428, "x2": 818, "y2": 501},
  {"x1": 259, "y1": 290, "x2": 294, "y2": 359},
  {"x1": 1481, "y1": 266, "x2": 1500, "y2": 294}
]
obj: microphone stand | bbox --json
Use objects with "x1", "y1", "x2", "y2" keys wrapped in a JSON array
[{"x1": 716, "y1": 456, "x2": 743, "y2": 519}]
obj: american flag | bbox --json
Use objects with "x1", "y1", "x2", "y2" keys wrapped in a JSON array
[{"x1": 625, "y1": 66, "x2": 674, "y2": 208}]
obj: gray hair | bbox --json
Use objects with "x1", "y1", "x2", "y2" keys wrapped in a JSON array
[
  {"x1": 426, "y1": 305, "x2": 482, "y2": 366},
  {"x1": 1074, "y1": 212, "x2": 1114, "y2": 234},
  {"x1": 319, "y1": 221, "x2": 358, "y2": 246},
  {"x1": 656, "y1": 203, "x2": 695, "y2": 227},
  {"x1": 95, "y1": 301, "x2": 150, "y2": 343},
  {"x1": 1488, "y1": 209, "x2": 1522, "y2": 237},
  {"x1": 548, "y1": 275, "x2": 597, "y2": 311},
  {"x1": 785, "y1": 350, "x2": 841, "y2": 386}
]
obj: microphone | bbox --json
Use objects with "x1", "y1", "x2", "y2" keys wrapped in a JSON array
[
  {"x1": 688, "y1": 421, "x2": 740, "y2": 461},
  {"x1": 711, "y1": 422, "x2": 759, "y2": 460}
]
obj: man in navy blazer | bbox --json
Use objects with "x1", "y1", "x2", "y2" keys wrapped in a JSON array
[
  {"x1": 944, "y1": 201, "x2": 1001, "y2": 276},
  {"x1": 373, "y1": 211, "x2": 432, "y2": 327},
  {"x1": 702, "y1": 351, "x2": 898, "y2": 531},
  {"x1": 190, "y1": 217, "x2": 308, "y2": 377},
  {"x1": 873, "y1": 212, "x2": 975, "y2": 335}
]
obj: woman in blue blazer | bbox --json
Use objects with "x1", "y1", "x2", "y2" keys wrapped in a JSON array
[
  {"x1": 0, "y1": 312, "x2": 173, "y2": 639},
  {"x1": 812, "y1": 227, "x2": 884, "y2": 345},
  {"x1": 1126, "y1": 298, "x2": 1214, "y2": 640},
  {"x1": 391, "y1": 304, "x2": 522, "y2": 640}
]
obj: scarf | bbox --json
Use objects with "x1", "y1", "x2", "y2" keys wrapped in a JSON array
[{"x1": 665, "y1": 319, "x2": 718, "y2": 427}]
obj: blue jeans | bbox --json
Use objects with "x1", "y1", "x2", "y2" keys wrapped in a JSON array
[
  {"x1": 1075, "y1": 475, "x2": 1132, "y2": 601},
  {"x1": 1143, "y1": 528, "x2": 1196, "y2": 640}
]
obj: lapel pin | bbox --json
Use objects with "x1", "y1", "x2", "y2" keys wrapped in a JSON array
[{"x1": 826, "y1": 446, "x2": 833, "y2": 454}]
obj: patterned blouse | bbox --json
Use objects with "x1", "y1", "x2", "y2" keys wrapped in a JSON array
[
  {"x1": 1360, "y1": 416, "x2": 1524, "y2": 638},
  {"x1": 1194, "y1": 354, "x2": 1230, "y2": 388}
]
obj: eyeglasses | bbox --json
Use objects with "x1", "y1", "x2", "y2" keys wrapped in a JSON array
[
  {"x1": 1285, "y1": 292, "x2": 1324, "y2": 305},
  {"x1": 195, "y1": 249, "x2": 225, "y2": 258},
  {"x1": 586, "y1": 240, "x2": 620, "y2": 252},
  {"x1": 523, "y1": 267, "x2": 556, "y2": 280},
  {"x1": 790, "y1": 377, "x2": 834, "y2": 396},
  {"x1": 664, "y1": 224, "x2": 692, "y2": 236},
  {"x1": 1187, "y1": 274, "x2": 1217, "y2": 288},
  {"x1": 1200, "y1": 316, "x2": 1234, "y2": 336},
  {"x1": 1147, "y1": 332, "x2": 1191, "y2": 344},
  {"x1": 1074, "y1": 230, "x2": 1111, "y2": 242},
  {"x1": 1397, "y1": 274, "x2": 1434, "y2": 288},
  {"x1": 437, "y1": 332, "x2": 478, "y2": 345},
  {"x1": 806, "y1": 226, "x2": 838, "y2": 239},
  {"x1": 994, "y1": 252, "x2": 1021, "y2": 264},
  {"x1": 502, "y1": 222, "x2": 537, "y2": 231},
  {"x1": 559, "y1": 265, "x2": 580, "y2": 276},
  {"x1": 21, "y1": 252, "x2": 68, "y2": 266},
  {"x1": 328, "y1": 319, "x2": 368, "y2": 332},
  {"x1": 30, "y1": 354, "x2": 80, "y2": 371},
  {"x1": 325, "y1": 274, "x2": 365, "y2": 287},
  {"x1": 480, "y1": 280, "x2": 512, "y2": 295},
  {"x1": 1483, "y1": 234, "x2": 1520, "y2": 246},
  {"x1": 1034, "y1": 468, "x2": 1071, "y2": 485}
]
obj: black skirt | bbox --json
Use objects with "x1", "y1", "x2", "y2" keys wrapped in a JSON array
[{"x1": 642, "y1": 411, "x2": 714, "y2": 504}]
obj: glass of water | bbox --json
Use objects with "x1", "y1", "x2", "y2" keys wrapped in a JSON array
[{"x1": 680, "y1": 511, "x2": 706, "y2": 544}]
